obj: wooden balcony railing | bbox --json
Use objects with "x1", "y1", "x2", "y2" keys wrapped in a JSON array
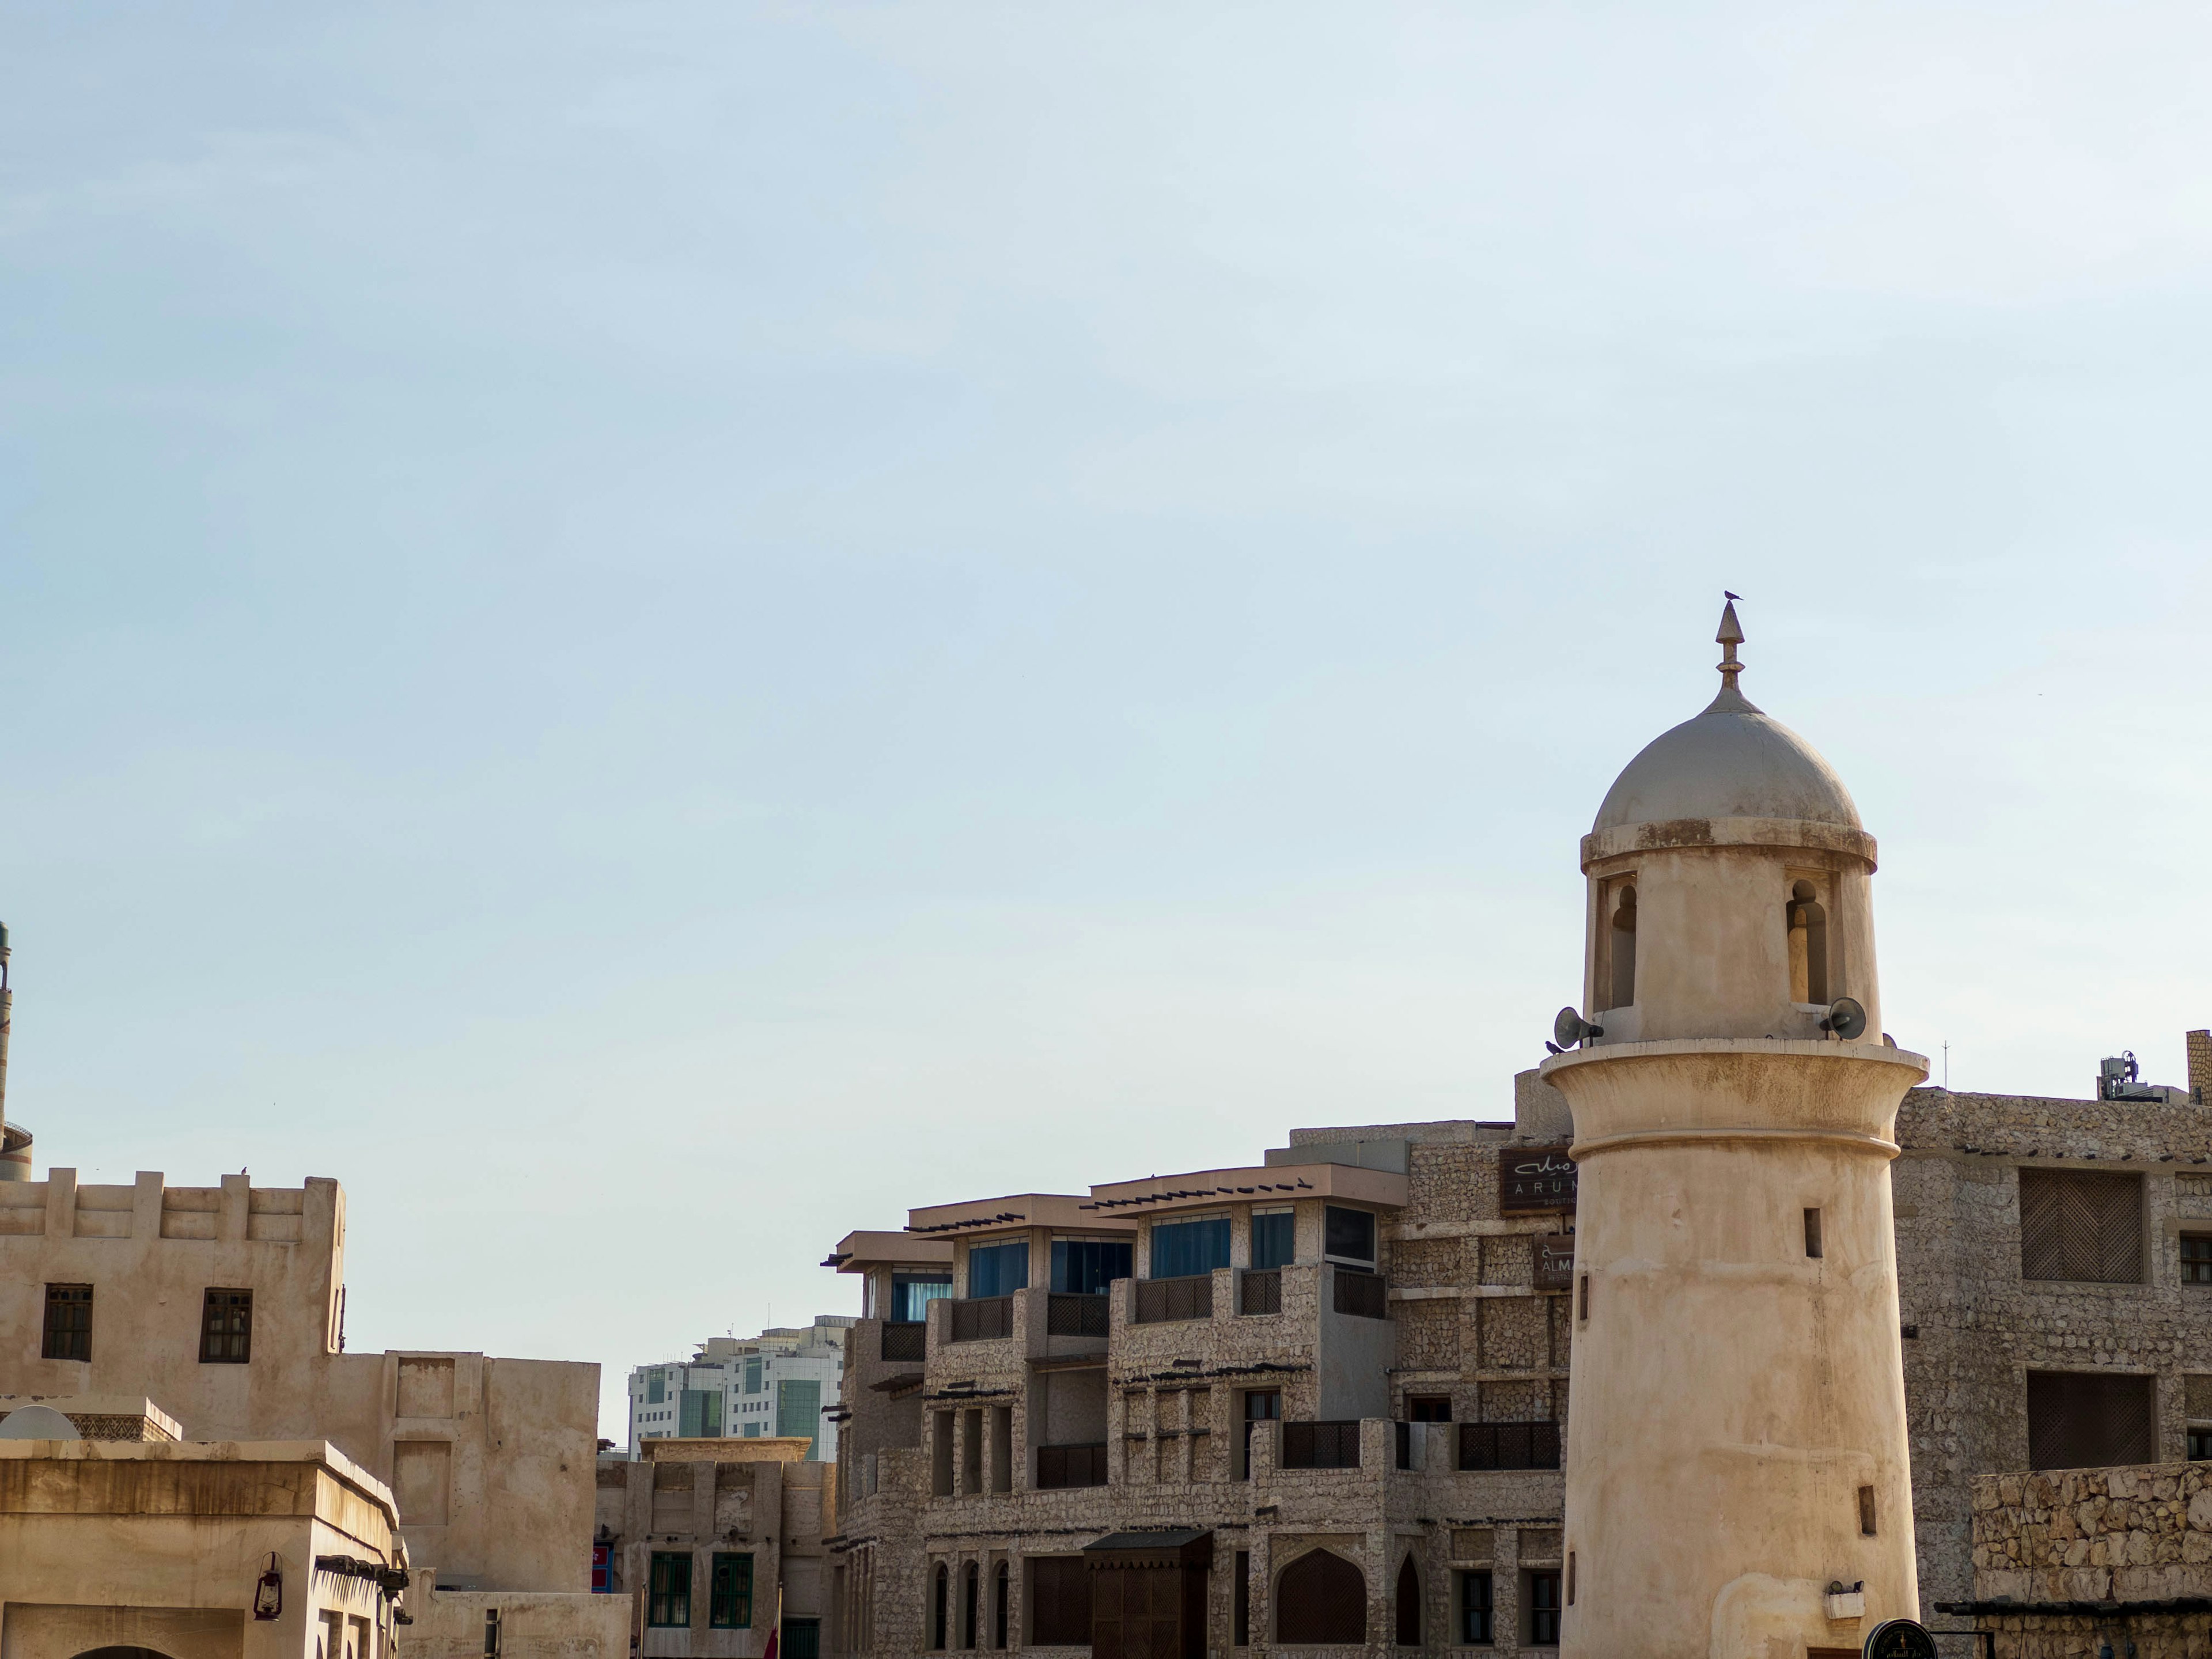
[
  {"x1": 1457, "y1": 1421, "x2": 1562, "y2": 1471},
  {"x1": 880, "y1": 1321, "x2": 926, "y2": 1362},
  {"x1": 1238, "y1": 1269, "x2": 1282, "y2": 1315},
  {"x1": 1281, "y1": 1421, "x2": 1362, "y2": 1469},
  {"x1": 1036, "y1": 1443, "x2": 1109, "y2": 1489},
  {"x1": 1332, "y1": 1266, "x2": 1388, "y2": 1320},
  {"x1": 1046, "y1": 1293, "x2": 1109, "y2": 1338},
  {"x1": 1132, "y1": 1275, "x2": 1213, "y2": 1325},
  {"x1": 949, "y1": 1296, "x2": 1013, "y2": 1342}
]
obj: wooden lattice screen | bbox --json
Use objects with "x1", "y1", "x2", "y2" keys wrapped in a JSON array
[
  {"x1": 2019, "y1": 1169, "x2": 2144, "y2": 1283},
  {"x1": 2026, "y1": 1369, "x2": 2156, "y2": 1471},
  {"x1": 1275, "y1": 1549, "x2": 1366, "y2": 1645}
]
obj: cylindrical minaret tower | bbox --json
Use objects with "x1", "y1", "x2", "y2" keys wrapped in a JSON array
[{"x1": 1544, "y1": 603, "x2": 1927, "y2": 1658}]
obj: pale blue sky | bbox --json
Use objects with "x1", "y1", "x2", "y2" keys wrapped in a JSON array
[{"x1": 6, "y1": 4, "x2": 2212, "y2": 1438}]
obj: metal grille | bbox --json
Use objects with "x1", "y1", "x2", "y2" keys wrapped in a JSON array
[
  {"x1": 1457, "y1": 1422, "x2": 1561, "y2": 1471},
  {"x1": 1046, "y1": 1293, "x2": 1108, "y2": 1336},
  {"x1": 1035, "y1": 1443, "x2": 1109, "y2": 1489},
  {"x1": 1274, "y1": 1548, "x2": 1366, "y2": 1645},
  {"x1": 1238, "y1": 1269, "x2": 1281, "y2": 1316},
  {"x1": 2020, "y1": 1169, "x2": 2144, "y2": 1283},
  {"x1": 881, "y1": 1321, "x2": 927, "y2": 1362},
  {"x1": 1395, "y1": 1555, "x2": 1421, "y2": 1645},
  {"x1": 2027, "y1": 1370, "x2": 2156, "y2": 1471},
  {"x1": 781, "y1": 1622, "x2": 820, "y2": 1659},
  {"x1": 1282, "y1": 1420, "x2": 1362, "y2": 1469},
  {"x1": 1133, "y1": 1276, "x2": 1211, "y2": 1325},
  {"x1": 950, "y1": 1297, "x2": 1014, "y2": 1342},
  {"x1": 1028, "y1": 1558, "x2": 1092, "y2": 1647},
  {"x1": 1333, "y1": 1267, "x2": 1388, "y2": 1320},
  {"x1": 200, "y1": 1287, "x2": 252, "y2": 1364}
]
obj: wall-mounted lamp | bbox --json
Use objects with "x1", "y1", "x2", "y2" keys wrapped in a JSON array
[{"x1": 253, "y1": 1552, "x2": 283, "y2": 1620}]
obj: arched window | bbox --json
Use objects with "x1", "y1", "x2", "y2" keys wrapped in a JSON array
[
  {"x1": 963, "y1": 1562, "x2": 980, "y2": 1650},
  {"x1": 1395, "y1": 1555, "x2": 1421, "y2": 1645},
  {"x1": 1608, "y1": 884, "x2": 1637, "y2": 1009},
  {"x1": 1787, "y1": 880, "x2": 1828, "y2": 1005},
  {"x1": 993, "y1": 1562, "x2": 1010, "y2": 1650},
  {"x1": 933, "y1": 1565, "x2": 949, "y2": 1651},
  {"x1": 1276, "y1": 1548, "x2": 1366, "y2": 1645}
]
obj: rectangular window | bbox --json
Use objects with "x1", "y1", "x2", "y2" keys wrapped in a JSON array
[
  {"x1": 1324, "y1": 1205, "x2": 1376, "y2": 1264},
  {"x1": 199, "y1": 1287, "x2": 252, "y2": 1363},
  {"x1": 2183, "y1": 1236, "x2": 2212, "y2": 1285},
  {"x1": 1458, "y1": 1570, "x2": 1494, "y2": 1645},
  {"x1": 41, "y1": 1283, "x2": 92, "y2": 1362},
  {"x1": 1524, "y1": 1570, "x2": 1562, "y2": 1646},
  {"x1": 967, "y1": 1241, "x2": 1029, "y2": 1298},
  {"x1": 1149, "y1": 1216, "x2": 1230, "y2": 1280},
  {"x1": 1408, "y1": 1395, "x2": 1452, "y2": 1422},
  {"x1": 2190, "y1": 1426, "x2": 2212, "y2": 1461},
  {"x1": 1577, "y1": 1274, "x2": 1590, "y2": 1323},
  {"x1": 2028, "y1": 1369, "x2": 2157, "y2": 1471},
  {"x1": 649, "y1": 1552, "x2": 693, "y2": 1627},
  {"x1": 1050, "y1": 1237, "x2": 1132, "y2": 1294},
  {"x1": 1250, "y1": 1210, "x2": 1295, "y2": 1270},
  {"x1": 778, "y1": 1378, "x2": 822, "y2": 1455},
  {"x1": 893, "y1": 1273, "x2": 954, "y2": 1323},
  {"x1": 680, "y1": 1388, "x2": 724, "y2": 1437},
  {"x1": 745, "y1": 1358, "x2": 762, "y2": 1394},
  {"x1": 710, "y1": 1553, "x2": 753, "y2": 1627},
  {"x1": 2019, "y1": 1169, "x2": 2144, "y2": 1284},
  {"x1": 1857, "y1": 1485, "x2": 1877, "y2": 1536},
  {"x1": 1804, "y1": 1208, "x2": 1824, "y2": 1260},
  {"x1": 648, "y1": 1370, "x2": 666, "y2": 1404}
]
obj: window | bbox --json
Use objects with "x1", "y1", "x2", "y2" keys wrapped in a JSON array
[
  {"x1": 200, "y1": 1288, "x2": 252, "y2": 1363},
  {"x1": 2028, "y1": 1370, "x2": 2157, "y2": 1471},
  {"x1": 1524, "y1": 1570, "x2": 1562, "y2": 1646},
  {"x1": 482, "y1": 1609, "x2": 500, "y2": 1658},
  {"x1": 1050, "y1": 1238, "x2": 1132, "y2": 1294},
  {"x1": 1607, "y1": 882, "x2": 1637, "y2": 1009},
  {"x1": 2020, "y1": 1169, "x2": 2144, "y2": 1284},
  {"x1": 963, "y1": 1562, "x2": 980, "y2": 1650},
  {"x1": 1457, "y1": 1571, "x2": 1494, "y2": 1645},
  {"x1": 710, "y1": 1553, "x2": 753, "y2": 1627},
  {"x1": 1027, "y1": 1558, "x2": 1091, "y2": 1647},
  {"x1": 41, "y1": 1283, "x2": 92, "y2": 1362},
  {"x1": 1324, "y1": 1206, "x2": 1376, "y2": 1265},
  {"x1": 1408, "y1": 1395, "x2": 1452, "y2": 1422},
  {"x1": 1250, "y1": 1210, "x2": 1295, "y2": 1270},
  {"x1": 1240, "y1": 1389, "x2": 1281, "y2": 1479},
  {"x1": 932, "y1": 1565, "x2": 949, "y2": 1650},
  {"x1": 1275, "y1": 1549, "x2": 1366, "y2": 1645},
  {"x1": 1149, "y1": 1216, "x2": 1230, "y2": 1279},
  {"x1": 778, "y1": 1378, "x2": 822, "y2": 1455},
  {"x1": 1786, "y1": 878, "x2": 1829, "y2": 1005},
  {"x1": 967, "y1": 1241, "x2": 1029, "y2": 1298},
  {"x1": 783, "y1": 1620, "x2": 820, "y2": 1659},
  {"x1": 894, "y1": 1272, "x2": 954, "y2": 1323},
  {"x1": 681, "y1": 1388, "x2": 724, "y2": 1437},
  {"x1": 1577, "y1": 1274, "x2": 1590, "y2": 1323},
  {"x1": 2190, "y1": 1426, "x2": 2212, "y2": 1462},
  {"x1": 746, "y1": 1358, "x2": 763, "y2": 1394},
  {"x1": 2183, "y1": 1235, "x2": 2212, "y2": 1285},
  {"x1": 648, "y1": 1371, "x2": 665, "y2": 1404},
  {"x1": 649, "y1": 1552, "x2": 693, "y2": 1627},
  {"x1": 1395, "y1": 1556, "x2": 1421, "y2": 1645},
  {"x1": 993, "y1": 1562, "x2": 1010, "y2": 1650},
  {"x1": 1803, "y1": 1209, "x2": 1824, "y2": 1260},
  {"x1": 1234, "y1": 1550, "x2": 1251, "y2": 1646},
  {"x1": 1857, "y1": 1486, "x2": 1877, "y2": 1536}
]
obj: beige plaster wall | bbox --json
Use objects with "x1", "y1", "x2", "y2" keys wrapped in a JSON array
[
  {"x1": 0, "y1": 1172, "x2": 596, "y2": 1594},
  {"x1": 401, "y1": 1578, "x2": 631, "y2": 1659}
]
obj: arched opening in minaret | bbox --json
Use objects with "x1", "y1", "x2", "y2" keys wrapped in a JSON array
[
  {"x1": 1607, "y1": 884, "x2": 1637, "y2": 1009},
  {"x1": 1786, "y1": 880, "x2": 1828, "y2": 1005}
]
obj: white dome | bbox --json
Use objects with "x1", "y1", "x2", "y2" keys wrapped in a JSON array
[{"x1": 1594, "y1": 684, "x2": 1861, "y2": 833}]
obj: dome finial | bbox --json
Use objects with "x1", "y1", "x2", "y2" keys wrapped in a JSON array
[{"x1": 1711, "y1": 592, "x2": 1751, "y2": 709}]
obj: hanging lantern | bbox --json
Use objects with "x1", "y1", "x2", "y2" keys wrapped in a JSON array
[{"x1": 253, "y1": 1552, "x2": 283, "y2": 1620}]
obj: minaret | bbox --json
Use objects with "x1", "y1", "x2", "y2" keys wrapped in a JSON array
[{"x1": 1542, "y1": 603, "x2": 1927, "y2": 1657}]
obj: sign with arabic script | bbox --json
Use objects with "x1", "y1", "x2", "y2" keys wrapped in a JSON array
[{"x1": 1498, "y1": 1147, "x2": 1577, "y2": 1213}]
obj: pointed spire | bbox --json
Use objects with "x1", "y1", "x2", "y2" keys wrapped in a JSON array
[{"x1": 1708, "y1": 593, "x2": 1756, "y2": 712}]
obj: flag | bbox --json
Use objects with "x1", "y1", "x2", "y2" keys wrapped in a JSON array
[{"x1": 762, "y1": 1574, "x2": 784, "y2": 1659}]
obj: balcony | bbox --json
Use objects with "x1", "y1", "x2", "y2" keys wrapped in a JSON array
[
  {"x1": 948, "y1": 1296, "x2": 1014, "y2": 1342},
  {"x1": 1035, "y1": 1442, "x2": 1109, "y2": 1490},
  {"x1": 1133, "y1": 1275, "x2": 1213, "y2": 1325},
  {"x1": 1281, "y1": 1420, "x2": 1362, "y2": 1470},
  {"x1": 1331, "y1": 1266, "x2": 1387, "y2": 1319},
  {"x1": 881, "y1": 1321, "x2": 927, "y2": 1363},
  {"x1": 1238, "y1": 1268, "x2": 1281, "y2": 1315},
  {"x1": 1457, "y1": 1421, "x2": 1561, "y2": 1471},
  {"x1": 1046, "y1": 1293, "x2": 1108, "y2": 1338}
]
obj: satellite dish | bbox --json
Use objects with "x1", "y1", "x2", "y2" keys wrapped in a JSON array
[
  {"x1": 0, "y1": 1404, "x2": 80, "y2": 1442},
  {"x1": 1553, "y1": 1007, "x2": 1604, "y2": 1049},
  {"x1": 1823, "y1": 997, "x2": 1869, "y2": 1041}
]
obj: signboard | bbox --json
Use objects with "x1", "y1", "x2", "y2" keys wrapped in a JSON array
[
  {"x1": 1533, "y1": 1236, "x2": 1576, "y2": 1291},
  {"x1": 1499, "y1": 1147, "x2": 1577, "y2": 1213},
  {"x1": 1863, "y1": 1620, "x2": 1938, "y2": 1659}
]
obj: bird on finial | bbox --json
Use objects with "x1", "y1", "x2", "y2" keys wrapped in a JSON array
[{"x1": 1713, "y1": 593, "x2": 1751, "y2": 709}]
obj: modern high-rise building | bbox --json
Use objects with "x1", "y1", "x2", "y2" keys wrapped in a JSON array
[{"x1": 628, "y1": 1316, "x2": 855, "y2": 1461}]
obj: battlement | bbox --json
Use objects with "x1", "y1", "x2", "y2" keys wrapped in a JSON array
[{"x1": 0, "y1": 1169, "x2": 339, "y2": 1247}]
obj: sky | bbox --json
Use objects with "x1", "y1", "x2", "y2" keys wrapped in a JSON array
[{"x1": 5, "y1": 3, "x2": 2212, "y2": 1441}]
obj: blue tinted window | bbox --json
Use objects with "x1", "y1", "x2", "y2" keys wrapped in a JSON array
[
  {"x1": 892, "y1": 1274, "x2": 952, "y2": 1322},
  {"x1": 1251, "y1": 1212, "x2": 1295, "y2": 1270},
  {"x1": 1150, "y1": 1217, "x2": 1231, "y2": 1280},
  {"x1": 1051, "y1": 1238, "x2": 1132, "y2": 1294},
  {"x1": 967, "y1": 1241, "x2": 1029, "y2": 1298}
]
